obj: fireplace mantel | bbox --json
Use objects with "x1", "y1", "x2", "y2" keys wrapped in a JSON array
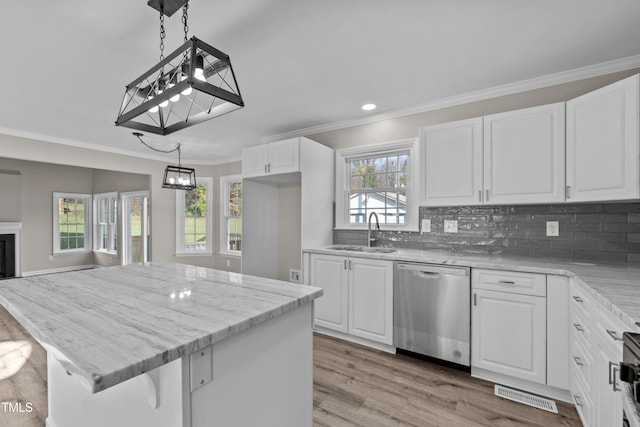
[{"x1": 0, "y1": 222, "x2": 22, "y2": 277}]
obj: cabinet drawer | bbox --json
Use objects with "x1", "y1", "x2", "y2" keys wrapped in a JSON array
[
  {"x1": 571, "y1": 368, "x2": 593, "y2": 427},
  {"x1": 472, "y1": 269, "x2": 546, "y2": 297},
  {"x1": 595, "y1": 306, "x2": 629, "y2": 350},
  {"x1": 570, "y1": 307, "x2": 592, "y2": 349},
  {"x1": 570, "y1": 338, "x2": 592, "y2": 393},
  {"x1": 569, "y1": 281, "x2": 594, "y2": 319}
]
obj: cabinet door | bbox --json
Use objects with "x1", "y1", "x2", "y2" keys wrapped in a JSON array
[
  {"x1": 310, "y1": 254, "x2": 348, "y2": 333},
  {"x1": 471, "y1": 289, "x2": 546, "y2": 384},
  {"x1": 483, "y1": 103, "x2": 565, "y2": 204},
  {"x1": 593, "y1": 328, "x2": 623, "y2": 427},
  {"x1": 566, "y1": 74, "x2": 640, "y2": 202},
  {"x1": 348, "y1": 258, "x2": 394, "y2": 345},
  {"x1": 268, "y1": 138, "x2": 300, "y2": 175},
  {"x1": 242, "y1": 145, "x2": 269, "y2": 178},
  {"x1": 420, "y1": 118, "x2": 483, "y2": 206}
]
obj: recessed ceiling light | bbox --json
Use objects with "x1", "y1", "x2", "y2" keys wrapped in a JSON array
[{"x1": 361, "y1": 103, "x2": 376, "y2": 111}]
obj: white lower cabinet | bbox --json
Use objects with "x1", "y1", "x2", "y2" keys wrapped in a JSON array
[
  {"x1": 569, "y1": 278, "x2": 635, "y2": 427},
  {"x1": 309, "y1": 253, "x2": 393, "y2": 346},
  {"x1": 471, "y1": 287, "x2": 547, "y2": 384}
]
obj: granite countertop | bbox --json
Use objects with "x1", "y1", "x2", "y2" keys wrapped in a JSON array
[
  {"x1": 0, "y1": 262, "x2": 322, "y2": 393},
  {"x1": 305, "y1": 245, "x2": 640, "y2": 329}
]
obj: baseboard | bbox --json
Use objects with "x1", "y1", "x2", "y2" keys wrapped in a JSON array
[
  {"x1": 313, "y1": 327, "x2": 396, "y2": 354},
  {"x1": 21, "y1": 265, "x2": 96, "y2": 277},
  {"x1": 472, "y1": 367, "x2": 572, "y2": 403}
]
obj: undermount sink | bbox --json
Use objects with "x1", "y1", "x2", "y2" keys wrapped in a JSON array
[{"x1": 327, "y1": 245, "x2": 397, "y2": 254}]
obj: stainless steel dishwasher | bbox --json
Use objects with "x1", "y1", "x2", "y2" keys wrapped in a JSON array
[{"x1": 394, "y1": 262, "x2": 470, "y2": 367}]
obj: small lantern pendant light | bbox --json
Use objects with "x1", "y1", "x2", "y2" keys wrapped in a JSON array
[
  {"x1": 116, "y1": 0, "x2": 244, "y2": 136},
  {"x1": 133, "y1": 132, "x2": 196, "y2": 190}
]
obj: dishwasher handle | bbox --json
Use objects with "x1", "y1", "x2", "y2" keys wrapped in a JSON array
[{"x1": 396, "y1": 263, "x2": 469, "y2": 276}]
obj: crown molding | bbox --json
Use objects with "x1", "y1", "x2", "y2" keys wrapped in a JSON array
[{"x1": 262, "y1": 54, "x2": 640, "y2": 144}]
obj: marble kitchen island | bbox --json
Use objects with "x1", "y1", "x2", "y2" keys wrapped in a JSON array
[{"x1": 0, "y1": 262, "x2": 322, "y2": 427}]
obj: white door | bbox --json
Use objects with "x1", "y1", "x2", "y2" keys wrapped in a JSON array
[
  {"x1": 483, "y1": 102, "x2": 565, "y2": 204},
  {"x1": 566, "y1": 74, "x2": 640, "y2": 202},
  {"x1": 268, "y1": 138, "x2": 300, "y2": 175},
  {"x1": 311, "y1": 254, "x2": 348, "y2": 333},
  {"x1": 348, "y1": 258, "x2": 394, "y2": 345},
  {"x1": 471, "y1": 289, "x2": 546, "y2": 384},
  {"x1": 420, "y1": 118, "x2": 484, "y2": 206},
  {"x1": 121, "y1": 191, "x2": 149, "y2": 265},
  {"x1": 241, "y1": 145, "x2": 269, "y2": 178}
]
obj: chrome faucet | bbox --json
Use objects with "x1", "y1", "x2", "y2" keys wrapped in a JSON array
[{"x1": 367, "y1": 212, "x2": 380, "y2": 247}]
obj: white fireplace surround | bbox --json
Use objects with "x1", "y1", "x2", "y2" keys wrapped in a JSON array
[{"x1": 0, "y1": 222, "x2": 22, "y2": 277}]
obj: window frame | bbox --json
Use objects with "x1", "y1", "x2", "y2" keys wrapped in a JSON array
[
  {"x1": 93, "y1": 192, "x2": 118, "y2": 255},
  {"x1": 175, "y1": 176, "x2": 213, "y2": 256},
  {"x1": 219, "y1": 174, "x2": 242, "y2": 257},
  {"x1": 52, "y1": 192, "x2": 93, "y2": 255},
  {"x1": 335, "y1": 138, "x2": 419, "y2": 231}
]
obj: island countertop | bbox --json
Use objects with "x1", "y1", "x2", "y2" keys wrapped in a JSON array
[{"x1": 0, "y1": 262, "x2": 322, "y2": 393}]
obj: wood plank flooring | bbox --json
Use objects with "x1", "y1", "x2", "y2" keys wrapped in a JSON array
[
  {"x1": 313, "y1": 333, "x2": 581, "y2": 427},
  {"x1": 0, "y1": 304, "x2": 581, "y2": 427}
]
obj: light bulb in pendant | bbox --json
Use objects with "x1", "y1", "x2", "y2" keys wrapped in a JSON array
[
  {"x1": 180, "y1": 63, "x2": 193, "y2": 95},
  {"x1": 169, "y1": 75, "x2": 180, "y2": 103},
  {"x1": 194, "y1": 55, "x2": 206, "y2": 82}
]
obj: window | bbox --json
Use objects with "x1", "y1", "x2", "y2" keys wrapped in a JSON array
[
  {"x1": 94, "y1": 192, "x2": 118, "y2": 254},
  {"x1": 335, "y1": 139, "x2": 419, "y2": 230},
  {"x1": 176, "y1": 177, "x2": 213, "y2": 255},
  {"x1": 220, "y1": 175, "x2": 242, "y2": 255},
  {"x1": 53, "y1": 193, "x2": 92, "y2": 254}
]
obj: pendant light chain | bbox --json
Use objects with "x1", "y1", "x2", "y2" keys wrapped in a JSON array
[
  {"x1": 182, "y1": 2, "x2": 189, "y2": 43},
  {"x1": 159, "y1": 11, "x2": 166, "y2": 62}
]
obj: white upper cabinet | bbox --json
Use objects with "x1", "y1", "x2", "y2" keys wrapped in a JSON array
[
  {"x1": 483, "y1": 102, "x2": 566, "y2": 204},
  {"x1": 420, "y1": 118, "x2": 484, "y2": 206},
  {"x1": 242, "y1": 138, "x2": 300, "y2": 178},
  {"x1": 566, "y1": 74, "x2": 640, "y2": 202}
]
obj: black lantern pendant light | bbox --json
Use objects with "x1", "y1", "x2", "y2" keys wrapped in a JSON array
[
  {"x1": 133, "y1": 132, "x2": 196, "y2": 190},
  {"x1": 116, "y1": 0, "x2": 244, "y2": 136}
]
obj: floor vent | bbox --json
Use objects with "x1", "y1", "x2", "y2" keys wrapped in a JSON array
[{"x1": 494, "y1": 385, "x2": 558, "y2": 413}]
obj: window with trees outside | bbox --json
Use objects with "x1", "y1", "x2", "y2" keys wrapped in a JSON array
[
  {"x1": 53, "y1": 193, "x2": 92, "y2": 254},
  {"x1": 348, "y1": 153, "x2": 408, "y2": 224},
  {"x1": 94, "y1": 192, "x2": 117, "y2": 254},
  {"x1": 335, "y1": 139, "x2": 419, "y2": 230},
  {"x1": 176, "y1": 177, "x2": 213, "y2": 255},
  {"x1": 220, "y1": 175, "x2": 242, "y2": 255}
]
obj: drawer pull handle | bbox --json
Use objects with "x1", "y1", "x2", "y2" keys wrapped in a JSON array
[
  {"x1": 573, "y1": 356, "x2": 583, "y2": 366},
  {"x1": 498, "y1": 280, "x2": 515, "y2": 285},
  {"x1": 573, "y1": 395, "x2": 583, "y2": 407},
  {"x1": 606, "y1": 329, "x2": 623, "y2": 342},
  {"x1": 573, "y1": 323, "x2": 584, "y2": 332},
  {"x1": 572, "y1": 296, "x2": 583, "y2": 303},
  {"x1": 609, "y1": 361, "x2": 621, "y2": 392}
]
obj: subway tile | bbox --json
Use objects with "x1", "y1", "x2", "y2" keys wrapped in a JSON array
[
  {"x1": 599, "y1": 242, "x2": 640, "y2": 253},
  {"x1": 564, "y1": 222, "x2": 602, "y2": 232},
  {"x1": 508, "y1": 205, "x2": 554, "y2": 213},
  {"x1": 603, "y1": 223, "x2": 640, "y2": 233},
  {"x1": 531, "y1": 214, "x2": 575, "y2": 223},
  {"x1": 551, "y1": 204, "x2": 603, "y2": 214},
  {"x1": 494, "y1": 247, "x2": 531, "y2": 257},
  {"x1": 629, "y1": 213, "x2": 640, "y2": 223},
  {"x1": 628, "y1": 233, "x2": 640, "y2": 243},
  {"x1": 550, "y1": 239, "x2": 598, "y2": 251},
  {"x1": 574, "y1": 213, "x2": 627, "y2": 223},
  {"x1": 627, "y1": 253, "x2": 640, "y2": 263},
  {"x1": 602, "y1": 203, "x2": 640, "y2": 213},
  {"x1": 574, "y1": 231, "x2": 625, "y2": 242},
  {"x1": 529, "y1": 248, "x2": 575, "y2": 259}
]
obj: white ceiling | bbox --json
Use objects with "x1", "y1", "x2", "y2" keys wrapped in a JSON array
[{"x1": 2, "y1": 0, "x2": 640, "y2": 164}]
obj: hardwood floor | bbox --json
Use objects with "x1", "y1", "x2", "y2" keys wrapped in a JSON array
[
  {"x1": 313, "y1": 333, "x2": 582, "y2": 427},
  {"x1": 0, "y1": 305, "x2": 581, "y2": 427}
]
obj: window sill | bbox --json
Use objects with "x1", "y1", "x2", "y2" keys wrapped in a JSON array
[
  {"x1": 219, "y1": 251, "x2": 242, "y2": 258},
  {"x1": 175, "y1": 251, "x2": 213, "y2": 257},
  {"x1": 52, "y1": 249, "x2": 92, "y2": 256},
  {"x1": 93, "y1": 250, "x2": 117, "y2": 256}
]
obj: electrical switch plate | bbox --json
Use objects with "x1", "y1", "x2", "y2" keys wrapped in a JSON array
[
  {"x1": 289, "y1": 269, "x2": 301, "y2": 283},
  {"x1": 546, "y1": 221, "x2": 559, "y2": 237},
  {"x1": 421, "y1": 219, "x2": 431, "y2": 233},
  {"x1": 444, "y1": 220, "x2": 458, "y2": 233}
]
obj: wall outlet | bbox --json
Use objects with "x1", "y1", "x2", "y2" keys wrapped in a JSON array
[
  {"x1": 48, "y1": 255, "x2": 53, "y2": 261},
  {"x1": 546, "y1": 221, "x2": 559, "y2": 237},
  {"x1": 226, "y1": 259, "x2": 231, "y2": 267},
  {"x1": 421, "y1": 219, "x2": 431, "y2": 233},
  {"x1": 289, "y1": 269, "x2": 301, "y2": 284},
  {"x1": 444, "y1": 220, "x2": 458, "y2": 233}
]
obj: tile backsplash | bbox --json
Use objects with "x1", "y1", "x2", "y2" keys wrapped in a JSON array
[{"x1": 333, "y1": 203, "x2": 640, "y2": 263}]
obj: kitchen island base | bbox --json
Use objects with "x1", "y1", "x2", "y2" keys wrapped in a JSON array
[{"x1": 46, "y1": 303, "x2": 313, "y2": 427}]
